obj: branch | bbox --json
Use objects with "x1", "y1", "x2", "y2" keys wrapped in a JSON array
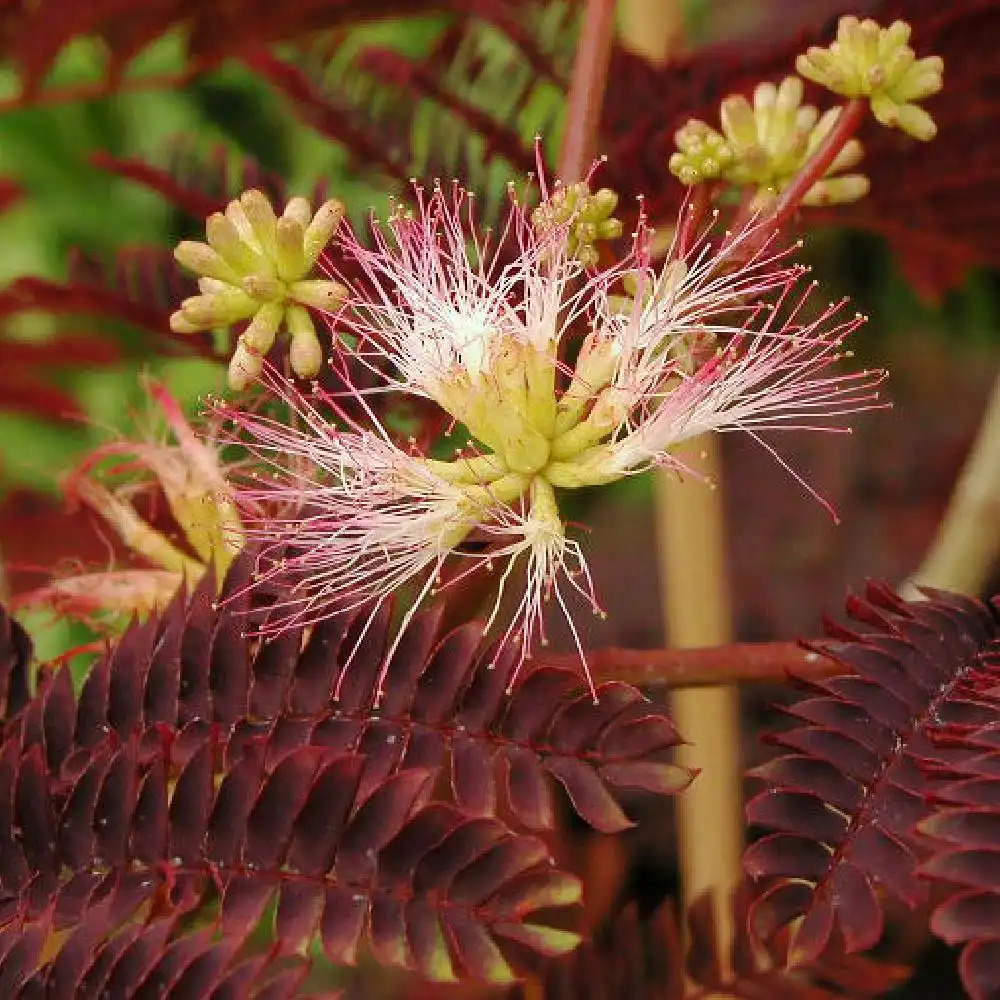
[
  {"x1": 543, "y1": 639, "x2": 835, "y2": 688},
  {"x1": 557, "y1": 0, "x2": 617, "y2": 181}
]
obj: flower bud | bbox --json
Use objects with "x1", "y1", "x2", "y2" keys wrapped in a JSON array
[
  {"x1": 180, "y1": 289, "x2": 258, "y2": 327},
  {"x1": 174, "y1": 189, "x2": 349, "y2": 383},
  {"x1": 286, "y1": 304, "x2": 323, "y2": 379},
  {"x1": 240, "y1": 189, "x2": 279, "y2": 258},
  {"x1": 242, "y1": 274, "x2": 286, "y2": 302},
  {"x1": 801, "y1": 174, "x2": 871, "y2": 206},
  {"x1": 205, "y1": 212, "x2": 261, "y2": 274},
  {"x1": 242, "y1": 301, "x2": 284, "y2": 354},
  {"x1": 303, "y1": 198, "x2": 345, "y2": 267},
  {"x1": 290, "y1": 278, "x2": 348, "y2": 312},
  {"x1": 275, "y1": 217, "x2": 306, "y2": 281},
  {"x1": 283, "y1": 196, "x2": 313, "y2": 230},
  {"x1": 229, "y1": 339, "x2": 264, "y2": 391},
  {"x1": 173, "y1": 240, "x2": 240, "y2": 284}
]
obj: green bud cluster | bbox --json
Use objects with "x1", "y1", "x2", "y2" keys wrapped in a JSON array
[
  {"x1": 796, "y1": 17, "x2": 944, "y2": 141},
  {"x1": 531, "y1": 182, "x2": 623, "y2": 267},
  {"x1": 670, "y1": 78, "x2": 868, "y2": 206},
  {"x1": 668, "y1": 120, "x2": 736, "y2": 186},
  {"x1": 171, "y1": 189, "x2": 348, "y2": 390}
]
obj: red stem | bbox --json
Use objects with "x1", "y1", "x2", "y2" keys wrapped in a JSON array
[
  {"x1": 541, "y1": 641, "x2": 837, "y2": 687},
  {"x1": 557, "y1": 0, "x2": 618, "y2": 182},
  {"x1": 770, "y1": 97, "x2": 867, "y2": 229}
]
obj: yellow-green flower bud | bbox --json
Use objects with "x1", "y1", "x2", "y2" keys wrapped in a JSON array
[
  {"x1": 229, "y1": 340, "x2": 263, "y2": 391},
  {"x1": 205, "y1": 212, "x2": 262, "y2": 275},
  {"x1": 275, "y1": 217, "x2": 306, "y2": 281},
  {"x1": 180, "y1": 289, "x2": 258, "y2": 326},
  {"x1": 173, "y1": 241, "x2": 240, "y2": 284},
  {"x1": 290, "y1": 279, "x2": 348, "y2": 312},
  {"x1": 242, "y1": 274, "x2": 285, "y2": 302},
  {"x1": 286, "y1": 304, "x2": 323, "y2": 380},
  {"x1": 239, "y1": 188, "x2": 279, "y2": 259},
  {"x1": 801, "y1": 174, "x2": 871, "y2": 206},
  {"x1": 241, "y1": 301, "x2": 284, "y2": 354},
  {"x1": 303, "y1": 199, "x2": 345, "y2": 266},
  {"x1": 796, "y1": 16, "x2": 943, "y2": 140}
]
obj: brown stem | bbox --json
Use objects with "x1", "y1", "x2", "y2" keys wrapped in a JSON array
[
  {"x1": 770, "y1": 97, "x2": 867, "y2": 229},
  {"x1": 557, "y1": 0, "x2": 617, "y2": 182},
  {"x1": 542, "y1": 639, "x2": 836, "y2": 687}
]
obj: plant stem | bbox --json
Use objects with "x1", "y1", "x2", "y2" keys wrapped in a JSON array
[
  {"x1": 770, "y1": 97, "x2": 867, "y2": 229},
  {"x1": 655, "y1": 436, "x2": 742, "y2": 988},
  {"x1": 544, "y1": 639, "x2": 835, "y2": 687},
  {"x1": 902, "y1": 365, "x2": 1000, "y2": 597},
  {"x1": 557, "y1": 0, "x2": 617, "y2": 181}
]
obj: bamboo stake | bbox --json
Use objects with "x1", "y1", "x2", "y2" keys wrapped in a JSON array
[
  {"x1": 902, "y1": 366, "x2": 1000, "y2": 597},
  {"x1": 656, "y1": 436, "x2": 742, "y2": 989},
  {"x1": 618, "y1": 0, "x2": 745, "y2": 988}
]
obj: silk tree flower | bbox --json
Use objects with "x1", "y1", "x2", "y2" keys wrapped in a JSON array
[
  {"x1": 15, "y1": 378, "x2": 243, "y2": 624},
  {"x1": 215, "y1": 178, "x2": 884, "y2": 700}
]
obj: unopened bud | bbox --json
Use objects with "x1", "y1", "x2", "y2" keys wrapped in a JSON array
[
  {"x1": 173, "y1": 241, "x2": 240, "y2": 284},
  {"x1": 290, "y1": 279, "x2": 348, "y2": 312},
  {"x1": 286, "y1": 304, "x2": 323, "y2": 379},
  {"x1": 802, "y1": 174, "x2": 871, "y2": 206},
  {"x1": 242, "y1": 274, "x2": 285, "y2": 302},
  {"x1": 181, "y1": 289, "x2": 258, "y2": 327},
  {"x1": 275, "y1": 217, "x2": 306, "y2": 281},
  {"x1": 205, "y1": 213, "x2": 261, "y2": 274},
  {"x1": 303, "y1": 198, "x2": 346, "y2": 267},
  {"x1": 242, "y1": 301, "x2": 284, "y2": 353},
  {"x1": 229, "y1": 340, "x2": 264, "y2": 391},
  {"x1": 240, "y1": 189, "x2": 279, "y2": 258},
  {"x1": 283, "y1": 196, "x2": 313, "y2": 230}
]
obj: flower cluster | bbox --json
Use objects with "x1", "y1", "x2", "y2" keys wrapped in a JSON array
[
  {"x1": 214, "y1": 178, "x2": 884, "y2": 698},
  {"x1": 16, "y1": 379, "x2": 243, "y2": 623},
  {"x1": 171, "y1": 190, "x2": 348, "y2": 389},
  {"x1": 797, "y1": 16, "x2": 944, "y2": 141},
  {"x1": 670, "y1": 77, "x2": 868, "y2": 206}
]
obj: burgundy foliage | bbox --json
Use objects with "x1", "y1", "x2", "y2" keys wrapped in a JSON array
[
  {"x1": 0, "y1": 0, "x2": 455, "y2": 102},
  {"x1": 599, "y1": 0, "x2": 1000, "y2": 298},
  {"x1": 255, "y1": 0, "x2": 999, "y2": 297},
  {"x1": 0, "y1": 547, "x2": 692, "y2": 993},
  {"x1": 918, "y1": 707, "x2": 1000, "y2": 997},
  {"x1": 0, "y1": 605, "x2": 30, "y2": 722},
  {"x1": 745, "y1": 582, "x2": 1000, "y2": 973}
]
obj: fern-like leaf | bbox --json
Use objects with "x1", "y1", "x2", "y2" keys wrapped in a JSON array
[
  {"x1": 35, "y1": 549, "x2": 692, "y2": 835},
  {"x1": 914, "y1": 621, "x2": 1000, "y2": 1000},
  {"x1": 745, "y1": 582, "x2": 1000, "y2": 966},
  {"x1": 0, "y1": 547, "x2": 693, "y2": 989},
  {"x1": 0, "y1": 605, "x2": 31, "y2": 723}
]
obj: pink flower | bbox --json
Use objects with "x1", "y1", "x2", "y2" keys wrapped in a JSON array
[{"x1": 216, "y1": 180, "x2": 884, "y2": 699}]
